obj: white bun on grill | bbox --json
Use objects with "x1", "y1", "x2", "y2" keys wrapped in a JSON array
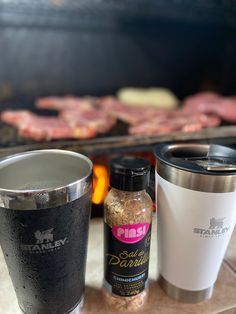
[{"x1": 117, "y1": 87, "x2": 179, "y2": 109}]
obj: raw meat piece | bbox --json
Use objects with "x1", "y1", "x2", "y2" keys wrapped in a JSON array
[
  {"x1": 1, "y1": 110, "x2": 34, "y2": 127},
  {"x1": 36, "y1": 96, "x2": 94, "y2": 111},
  {"x1": 169, "y1": 111, "x2": 221, "y2": 128},
  {"x1": 95, "y1": 96, "x2": 126, "y2": 110},
  {"x1": 129, "y1": 119, "x2": 179, "y2": 135},
  {"x1": 179, "y1": 114, "x2": 220, "y2": 132},
  {"x1": 197, "y1": 114, "x2": 221, "y2": 128},
  {"x1": 36, "y1": 96, "x2": 116, "y2": 134},
  {"x1": 129, "y1": 113, "x2": 220, "y2": 136},
  {"x1": 96, "y1": 96, "x2": 169, "y2": 125},
  {"x1": 1, "y1": 110, "x2": 96, "y2": 140},
  {"x1": 183, "y1": 92, "x2": 221, "y2": 110},
  {"x1": 183, "y1": 92, "x2": 236, "y2": 123},
  {"x1": 216, "y1": 98, "x2": 236, "y2": 122},
  {"x1": 60, "y1": 108, "x2": 116, "y2": 133},
  {"x1": 20, "y1": 117, "x2": 96, "y2": 140}
]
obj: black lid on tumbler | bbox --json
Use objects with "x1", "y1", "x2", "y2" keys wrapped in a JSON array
[{"x1": 109, "y1": 156, "x2": 150, "y2": 191}]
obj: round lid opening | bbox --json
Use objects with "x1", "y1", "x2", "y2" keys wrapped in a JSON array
[{"x1": 155, "y1": 144, "x2": 236, "y2": 174}]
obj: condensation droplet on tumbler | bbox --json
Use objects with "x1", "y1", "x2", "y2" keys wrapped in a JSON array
[{"x1": 23, "y1": 286, "x2": 25, "y2": 289}]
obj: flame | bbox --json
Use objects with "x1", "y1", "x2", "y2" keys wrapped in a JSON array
[{"x1": 92, "y1": 165, "x2": 109, "y2": 205}]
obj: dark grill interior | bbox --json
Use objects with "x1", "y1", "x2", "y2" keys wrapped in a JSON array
[{"x1": 1, "y1": 1, "x2": 236, "y2": 101}]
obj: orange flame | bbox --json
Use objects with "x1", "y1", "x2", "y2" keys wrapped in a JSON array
[{"x1": 92, "y1": 165, "x2": 109, "y2": 205}]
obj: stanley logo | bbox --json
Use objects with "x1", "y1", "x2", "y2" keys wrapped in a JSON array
[
  {"x1": 34, "y1": 229, "x2": 54, "y2": 244},
  {"x1": 193, "y1": 217, "x2": 230, "y2": 238},
  {"x1": 21, "y1": 228, "x2": 68, "y2": 254},
  {"x1": 209, "y1": 217, "x2": 224, "y2": 229}
]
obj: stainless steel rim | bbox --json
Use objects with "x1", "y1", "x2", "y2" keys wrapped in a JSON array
[
  {"x1": 0, "y1": 149, "x2": 93, "y2": 210},
  {"x1": 158, "y1": 275, "x2": 213, "y2": 303},
  {"x1": 155, "y1": 143, "x2": 236, "y2": 193},
  {"x1": 157, "y1": 161, "x2": 236, "y2": 192}
]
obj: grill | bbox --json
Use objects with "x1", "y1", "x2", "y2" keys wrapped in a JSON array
[{"x1": 1, "y1": 101, "x2": 236, "y2": 158}]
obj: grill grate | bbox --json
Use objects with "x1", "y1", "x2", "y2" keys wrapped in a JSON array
[
  {"x1": 0, "y1": 102, "x2": 129, "y2": 148},
  {"x1": 1, "y1": 102, "x2": 236, "y2": 157}
]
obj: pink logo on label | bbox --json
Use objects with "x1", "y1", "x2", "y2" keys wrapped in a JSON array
[{"x1": 112, "y1": 223, "x2": 150, "y2": 244}]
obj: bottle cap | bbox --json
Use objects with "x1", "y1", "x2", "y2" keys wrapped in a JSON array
[{"x1": 109, "y1": 156, "x2": 150, "y2": 191}]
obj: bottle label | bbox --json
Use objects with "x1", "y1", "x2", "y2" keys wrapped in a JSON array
[{"x1": 104, "y1": 222, "x2": 151, "y2": 297}]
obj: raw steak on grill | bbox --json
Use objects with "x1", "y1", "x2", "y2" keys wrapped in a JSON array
[
  {"x1": 216, "y1": 98, "x2": 236, "y2": 122},
  {"x1": 1, "y1": 110, "x2": 34, "y2": 127},
  {"x1": 1, "y1": 110, "x2": 96, "y2": 140},
  {"x1": 183, "y1": 92, "x2": 236, "y2": 122},
  {"x1": 59, "y1": 108, "x2": 116, "y2": 134},
  {"x1": 36, "y1": 96, "x2": 94, "y2": 111},
  {"x1": 183, "y1": 92, "x2": 221, "y2": 109},
  {"x1": 129, "y1": 113, "x2": 220, "y2": 135},
  {"x1": 96, "y1": 96, "x2": 168, "y2": 125}
]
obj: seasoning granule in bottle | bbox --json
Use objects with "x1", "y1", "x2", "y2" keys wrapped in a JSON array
[{"x1": 103, "y1": 156, "x2": 153, "y2": 312}]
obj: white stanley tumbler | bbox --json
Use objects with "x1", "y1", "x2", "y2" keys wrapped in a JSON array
[{"x1": 155, "y1": 143, "x2": 236, "y2": 303}]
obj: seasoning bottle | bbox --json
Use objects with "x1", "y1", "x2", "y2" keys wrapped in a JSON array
[{"x1": 103, "y1": 156, "x2": 153, "y2": 312}]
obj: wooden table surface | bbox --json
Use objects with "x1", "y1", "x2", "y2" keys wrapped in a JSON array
[{"x1": 0, "y1": 217, "x2": 235, "y2": 314}]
